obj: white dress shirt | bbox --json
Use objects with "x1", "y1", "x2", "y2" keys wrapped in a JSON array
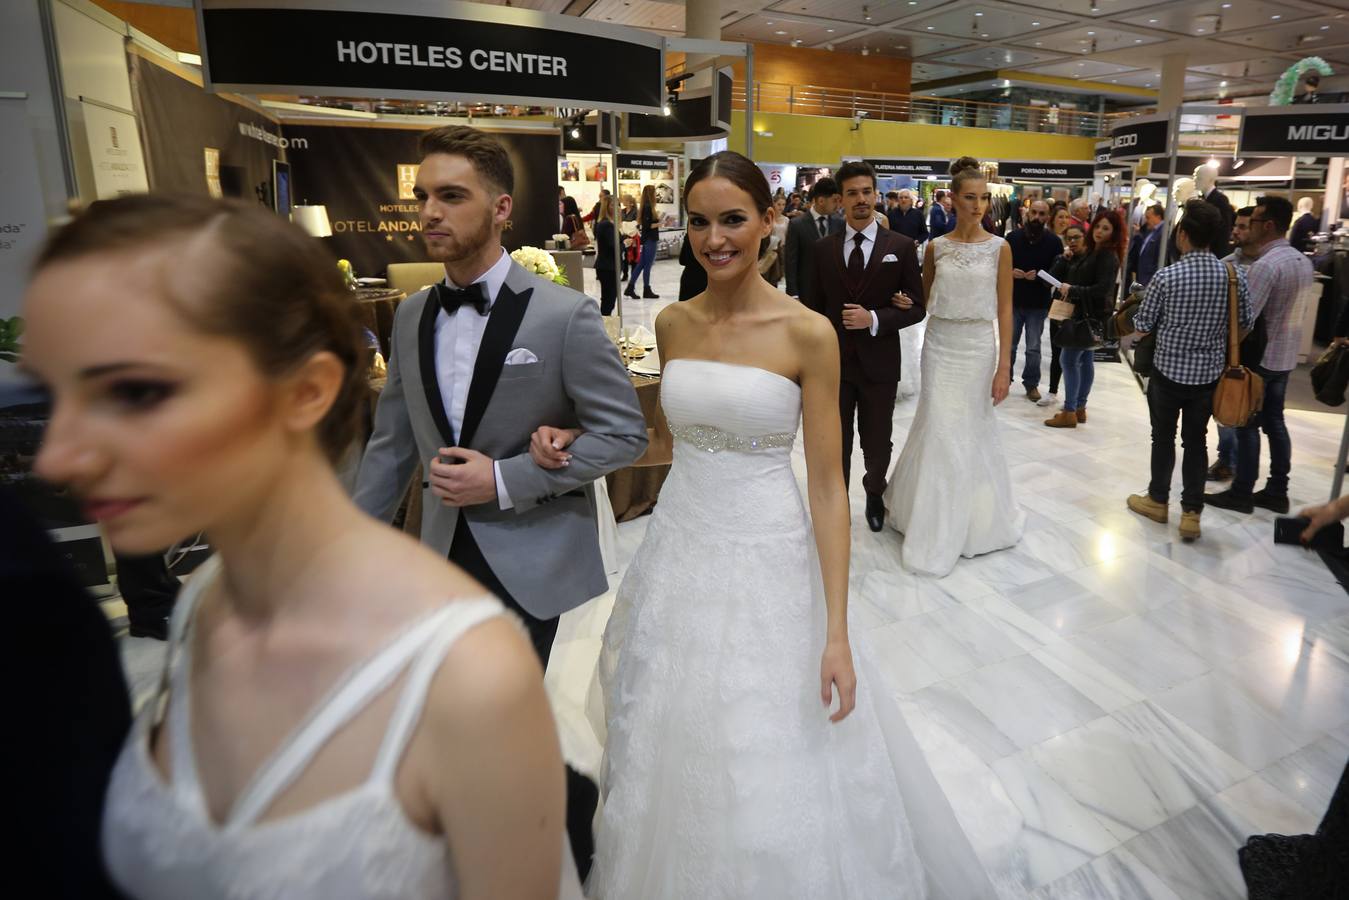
[
  {"x1": 434, "y1": 246, "x2": 515, "y2": 509},
  {"x1": 842, "y1": 220, "x2": 881, "y2": 336},
  {"x1": 811, "y1": 211, "x2": 832, "y2": 239}
]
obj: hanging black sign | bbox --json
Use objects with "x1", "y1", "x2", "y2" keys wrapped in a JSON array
[
  {"x1": 196, "y1": 0, "x2": 665, "y2": 114},
  {"x1": 1237, "y1": 104, "x2": 1349, "y2": 155},
  {"x1": 862, "y1": 159, "x2": 948, "y2": 177},
  {"x1": 1110, "y1": 115, "x2": 1170, "y2": 161},
  {"x1": 628, "y1": 67, "x2": 734, "y2": 142},
  {"x1": 616, "y1": 152, "x2": 668, "y2": 170},
  {"x1": 1095, "y1": 141, "x2": 1112, "y2": 168},
  {"x1": 1145, "y1": 155, "x2": 1295, "y2": 180},
  {"x1": 997, "y1": 160, "x2": 1095, "y2": 182},
  {"x1": 563, "y1": 112, "x2": 617, "y2": 152}
]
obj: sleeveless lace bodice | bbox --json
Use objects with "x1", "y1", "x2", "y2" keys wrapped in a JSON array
[
  {"x1": 101, "y1": 559, "x2": 505, "y2": 900},
  {"x1": 925, "y1": 235, "x2": 1004, "y2": 321}
]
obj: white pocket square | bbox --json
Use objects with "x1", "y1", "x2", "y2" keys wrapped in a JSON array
[
  {"x1": 505, "y1": 348, "x2": 539, "y2": 365},
  {"x1": 881, "y1": 253, "x2": 899, "y2": 263}
]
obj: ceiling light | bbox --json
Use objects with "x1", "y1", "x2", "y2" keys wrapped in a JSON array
[
  {"x1": 1321, "y1": 25, "x2": 1331, "y2": 30},
  {"x1": 1221, "y1": 2, "x2": 1231, "y2": 6},
  {"x1": 662, "y1": 104, "x2": 671, "y2": 116},
  {"x1": 1271, "y1": 14, "x2": 1281, "y2": 19},
  {"x1": 1032, "y1": 21, "x2": 1040, "y2": 26},
  {"x1": 1134, "y1": 38, "x2": 1143, "y2": 43},
  {"x1": 774, "y1": 30, "x2": 787, "y2": 34},
  {"x1": 1087, "y1": 31, "x2": 1095, "y2": 35},
  {"x1": 1148, "y1": 18, "x2": 1158, "y2": 23},
  {"x1": 1196, "y1": 28, "x2": 1205, "y2": 33},
  {"x1": 826, "y1": 28, "x2": 834, "y2": 32},
  {"x1": 568, "y1": 125, "x2": 580, "y2": 139},
  {"x1": 1220, "y1": 80, "x2": 1227, "y2": 86},
  {"x1": 927, "y1": 25, "x2": 934, "y2": 30},
  {"x1": 974, "y1": 11, "x2": 983, "y2": 15},
  {"x1": 981, "y1": 33, "x2": 989, "y2": 38},
  {"x1": 1035, "y1": 41, "x2": 1042, "y2": 45}
]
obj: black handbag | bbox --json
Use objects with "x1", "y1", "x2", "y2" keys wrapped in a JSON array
[
  {"x1": 1131, "y1": 332, "x2": 1157, "y2": 377},
  {"x1": 1311, "y1": 345, "x2": 1349, "y2": 406}
]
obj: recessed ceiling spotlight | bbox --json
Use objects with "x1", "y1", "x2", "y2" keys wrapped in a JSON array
[
  {"x1": 1148, "y1": 18, "x2": 1158, "y2": 24},
  {"x1": 1220, "y1": 80, "x2": 1228, "y2": 86},
  {"x1": 1032, "y1": 21, "x2": 1040, "y2": 26},
  {"x1": 974, "y1": 11, "x2": 983, "y2": 16},
  {"x1": 926, "y1": 25, "x2": 935, "y2": 30},
  {"x1": 1135, "y1": 38, "x2": 1143, "y2": 43},
  {"x1": 1321, "y1": 24, "x2": 1331, "y2": 30},
  {"x1": 774, "y1": 30, "x2": 787, "y2": 35},
  {"x1": 981, "y1": 33, "x2": 989, "y2": 38},
  {"x1": 1087, "y1": 31, "x2": 1095, "y2": 35},
  {"x1": 1221, "y1": 2, "x2": 1231, "y2": 7},
  {"x1": 1035, "y1": 41, "x2": 1042, "y2": 45},
  {"x1": 1271, "y1": 14, "x2": 1281, "y2": 19},
  {"x1": 826, "y1": 28, "x2": 834, "y2": 32},
  {"x1": 1196, "y1": 28, "x2": 1205, "y2": 33}
]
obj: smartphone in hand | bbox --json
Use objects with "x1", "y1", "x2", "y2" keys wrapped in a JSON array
[{"x1": 1273, "y1": 516, "x2": 1309, "y2": 546}]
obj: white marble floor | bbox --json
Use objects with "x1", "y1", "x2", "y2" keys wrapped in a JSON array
[
  {"x1": 556, "y1": 257, "x2": 1349, "y2": 899},
  {"x1": 113, "y1": 257, "x2": 1347, "y2": 898}
]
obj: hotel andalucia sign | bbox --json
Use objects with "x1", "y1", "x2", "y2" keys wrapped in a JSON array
[{"x1": 195, "y1": 0, "x2": 667, "y2": 114}]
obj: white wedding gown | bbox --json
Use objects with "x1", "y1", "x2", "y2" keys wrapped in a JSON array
[
  {"x1": 885, "y1": 236, "x2": 1025, "y2": 577},
  {"x1": 589, "y1": 358, "x2": 994, "y2": 900}
]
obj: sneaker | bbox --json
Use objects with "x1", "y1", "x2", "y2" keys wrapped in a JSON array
[
  {"x1": 1204, "y1": 489, "x2": 1254, "y2": 514},
  {"x1": 1127, "y1": 493, "x2": 1169, "y2": 523},
  {"x1": 1179, "y1": 510, "x2": 1202, "y2": 542},
  {"x1": 1206, "y1": 462, "x2": 1234, "y2": 482},
  {"x1": 1037, "y1": 392, "x2": 1057, "y2": 408},
  {"x1": 1250, "y1": 489, "x2": 1290, "y2": 514},
  {"x1": 1026, "y1": 386, "x2": 1042, "y2": 402}
]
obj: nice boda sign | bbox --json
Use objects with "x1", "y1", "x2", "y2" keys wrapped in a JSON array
[{"x1": 196, "y1": 0, "x2": 666, "y2": 114}]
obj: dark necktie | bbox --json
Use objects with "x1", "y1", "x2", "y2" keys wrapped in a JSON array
[
  {"x1": 817, "y1": 216, "x2": 827, "y2": 239},
  {"x1": 433, "y1": 281, "x2": 489, "y2": 317},
  {"x1": 848, "y1": 232, "x2": 865, "y2": 285}
]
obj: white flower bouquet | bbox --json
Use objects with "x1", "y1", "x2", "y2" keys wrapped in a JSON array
[{"x1": 511, "y1": 246, "x2": 568, "y2": 286}]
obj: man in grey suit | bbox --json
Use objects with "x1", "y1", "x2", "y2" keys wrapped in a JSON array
[
  {"x1": 353, "y1": 126, "x2": 646, "y2": 877},
  {"x1": 783, "y1": 177, "x2": 842, "y2": 298}
]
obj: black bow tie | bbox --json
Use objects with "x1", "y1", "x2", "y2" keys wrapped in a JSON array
[{"x1": 433, "y1": 281, "x2": 490, "y2": 317}]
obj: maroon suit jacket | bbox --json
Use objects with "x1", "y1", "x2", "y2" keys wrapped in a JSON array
[{"x1": 804, "y1": 227, "x2": 925, "y2": 384}]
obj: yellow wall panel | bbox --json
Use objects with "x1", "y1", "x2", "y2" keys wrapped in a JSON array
[{"x1": 729, "y1": 112, "x2": 1098, "y2": 167}]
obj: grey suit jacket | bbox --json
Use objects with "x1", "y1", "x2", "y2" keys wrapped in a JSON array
[
  {"x1": 352, "y1": 260, "x2": 647, "y2": 619},
  {"x1": 784, "y1": 211, "x2": 842, "y2": 298}
]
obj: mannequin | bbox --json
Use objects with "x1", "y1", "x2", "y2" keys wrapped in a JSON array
[
  {"x1": 1171, "y1": 176, "x2": 1198, "y2": 223},
  {"x1": 1193, "y1": 164, "x2": 1233, "y2": 256},
  {"x1": 1290, "y1": 196, "x2": 1320, "y2": 252},
  {"x1": 1130, "y1": 178, "x2": 1157, "y2": 231}
]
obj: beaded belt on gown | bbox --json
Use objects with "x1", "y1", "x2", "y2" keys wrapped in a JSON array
[{"x1": 670, "y1": 424, "x2": 795, "y2": 453}]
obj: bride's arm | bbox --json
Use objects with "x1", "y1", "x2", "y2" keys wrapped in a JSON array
[
  {"x1": 992, "y1": 242, "x2": 1013, "y2": 406},
  {"x1": 796, "y1": 314, "x2": 856, "y2": 724},
  {"x1": 630, "y1": 305, "x2": 676, "y2": 467}
]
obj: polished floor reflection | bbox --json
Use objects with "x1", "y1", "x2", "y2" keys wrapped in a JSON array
[{"x1": 549, "y1": 259, "x2": 1349, "y2": 899}]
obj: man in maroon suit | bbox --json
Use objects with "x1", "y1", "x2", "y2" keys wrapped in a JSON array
[{"x1": 805, "y1": 160, "x2": 925, "y2": 532}]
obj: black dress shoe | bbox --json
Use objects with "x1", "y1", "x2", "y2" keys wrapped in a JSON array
[
  {"x1": 128, "y1": 617, "x2": 170, "y2": 641},
  {"x1": 623, "y1": 289, "x2": 639, "y2": 300},
  {"x1": 865, "y1": 493, "x2": 886, "y2": 533},
  {"x1": 1250, "y1": 489, "x2": 1290, "y2": 514},
  {"x1": 1204, "y1": 489, "x2": 1254, "y2": 514},
  {"x1": 642, "y1": 288, "x2": 660, "y2": 299}
]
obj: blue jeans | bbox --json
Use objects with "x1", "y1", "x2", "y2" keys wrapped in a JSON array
[
  {"x1": 626, "y1": 238, "x2": 658, "y2": 293},
  {"x1": 1232, "y1": 367, "x2": 1291, "y2": 498},
  {"x1": 1216, "y1": 426, "x2": 1237, "y2": 467},
  {"x1": 1011, "y1": 307, "x2": 1048, "y2": 389},
  {"x1": 1059, "y1": 347, "x2": 1095, "y2": 412}
]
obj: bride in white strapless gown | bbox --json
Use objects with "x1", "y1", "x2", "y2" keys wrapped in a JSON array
[{"x1": 884, "y1": 167, "x2": 1024, "y2": 577}]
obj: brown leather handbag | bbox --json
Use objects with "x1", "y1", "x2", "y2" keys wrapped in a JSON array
[{"x1": 1211, "y1": 262, "x2": 1264, "y2": 427}]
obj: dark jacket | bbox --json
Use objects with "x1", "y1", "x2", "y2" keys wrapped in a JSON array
[
  {"x1": 1204, "y1": 188, "x2": 1234, "y2": 258},
  {"x1": 638, "y1": 205, "x2": 658, "y2": 242},
  {"x1": 677, "y1": 234, "x2": 707, "y2": 301},
  {"x1": 1006, "y1": 227, "x2": 1063, "y2": 310},
  {"x1": 804, "y1": 228, "x2": 925, "y2": 384},
  {"x1": 1290, "y1": 212, "x2": 1319, "y2": 254},
  {"x1": 928, "y1": 205, "x2": 952, "y2": 239},
  {"x1": 886, "y1": 206, "x2": 928, "y2": 243},
  {"x1": 1130, "y1": 224, "x2": 1163, "y2": 287},
  {"x1": 593, "y1": 219, "x2": 618, "y2": 271},
  {"x1": 1050, "y1": 248, "x2": 1120, "y2": 322},
  {"x1": 784, "y1": 210, "x2": 842, "y2": 298}
]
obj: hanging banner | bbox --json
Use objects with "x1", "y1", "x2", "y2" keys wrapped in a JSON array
[
  {"x1": 0, "y1": 98, "x2": 47, "y2": 321},
  {"x1": 196, "y1": 0, "x2": 666, "y2": 114},
  {"x1": 997, "y1": 160, "x2": 1095, "y2": 182},
  {"x1": 1110, "y1": 113, "x2": 1170, "y2": 162},
  {"x1": 80, "y1": 101, "x2": 150, "y2": 198},
  {"x1": 627, "y1": 72, "x2": 732, "y2": 142},
  {"x1": 285, "y1": 123, "x2": 561, "y2": 277},
  {"x1": 861, "y1": 158, "x2": 948, "y2": 178},
  {"x1": 1237, "y1": 104, "x2": 1349, "y2": 155},
  {"x1": 616, "y1": 152, "x2": 669, "y2": 171}
]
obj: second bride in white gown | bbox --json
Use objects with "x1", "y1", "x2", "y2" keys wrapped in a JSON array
[
  {"x1": 535, "y1": 153, "x2": 993, "y2": 899},
  {"x1": 885, "y1": 157, "x2": 1025, "y2": 576}
]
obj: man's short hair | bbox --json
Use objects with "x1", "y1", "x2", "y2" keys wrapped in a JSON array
[
  {"x1": 1256, "y1": 195, "x2": 1294, "y2": 233},
  {"x1": 1235, "y1": 206, "x2": 1254, "y2": 218},
  {"x1": 417, "y1": 125, "x2": 514, "y2": 195},
  {"x1": 809, "y1": 177, "x2": 840, "y2": 199},
  {"x1": 1177, "y1": 199, "x2": 1221, "y2": 249},
  {"x1": 885, "y1": 190, "x2": 900, "y2": 201},
  {"x1": 1145, "y1": 203, "x2": 1165, "y2": 219},
  {"x1": 834, "y1": 160, "x2": 877, "y2": 190}
]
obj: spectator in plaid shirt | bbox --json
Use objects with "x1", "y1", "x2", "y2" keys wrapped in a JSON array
[
  {"x1": 1127, "y1": 200, "x2": 1252, "y2": 542},
  {"x1": 1207, "y1": 195, "x2": 1315, "y2": 515}
]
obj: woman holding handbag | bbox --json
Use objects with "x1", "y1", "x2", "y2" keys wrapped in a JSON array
[
  {"x1": 1043, "y1": 213, "x2": 1122, "y2": 428},
  {"x1": 560, "y1": 195, "x2": 590, "y2": 250}
]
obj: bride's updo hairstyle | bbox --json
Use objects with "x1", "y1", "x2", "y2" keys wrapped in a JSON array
[
  {"x1": 35, "y1": 194, "x2": 368, "y2": 463},
  {"x1": 948, "y1": 156, "x2": 985, "y2": 192},
  {"x1": 683, "y1": 151, "x2": 774, "y2": 258}
]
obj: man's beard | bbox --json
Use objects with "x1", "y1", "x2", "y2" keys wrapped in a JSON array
[
  {"x1": 425, "y1": 208, "x2": 494, "y2": 262},
  {"x1": 1025, "y1": 218, "x2": 1046, "y2": 240}
]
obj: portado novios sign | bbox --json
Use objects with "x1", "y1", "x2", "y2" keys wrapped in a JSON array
[{"x1": 196, "y1": 0, "x2": 666, "y2": 113}]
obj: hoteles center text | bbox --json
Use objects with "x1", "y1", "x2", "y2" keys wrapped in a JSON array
[{"x1": 335, "y1": 41, "x2": 568, "y2": 76}]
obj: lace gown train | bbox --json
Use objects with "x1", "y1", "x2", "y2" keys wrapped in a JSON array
[
  {"x1": 589, "y1": 359, "x2": 993, "y2": 900},
  {"x1": 885, "y1": 236, "x2": 1024, "y2": 577}
]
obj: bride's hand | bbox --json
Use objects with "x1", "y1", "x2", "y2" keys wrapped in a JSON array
[
  {"x1": 529, "y1": 426, "x2": 581, "y2": 469},
  {"x1": 820, "y1": 639, "x2": 857, "y2": 723},
  {"x1": 991, "y1": 367, "x2": 1011, "y2": 406}
]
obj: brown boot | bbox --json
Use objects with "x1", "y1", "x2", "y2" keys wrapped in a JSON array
[
  {"x1": 1075, "y1": 407, "x2": 1087, "y2": 424},
  {"x1": 1044, "y1": 410, "x2": 1077, "y2": 428},
  {"x1": 1127, "y1": 493, "x2": 1168, "y2": 524},
  {"x1": 1179, "y1": 510, "x2": 1201, "y2": 542}
]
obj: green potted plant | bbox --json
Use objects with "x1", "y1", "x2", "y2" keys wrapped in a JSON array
[{"x1": 0, "y1": 316, "x2": 23, "y2": 364}]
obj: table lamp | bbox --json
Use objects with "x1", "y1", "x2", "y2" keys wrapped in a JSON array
[{"x1": 291, "y1": 204, "x2": 333, "y2": 237}]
